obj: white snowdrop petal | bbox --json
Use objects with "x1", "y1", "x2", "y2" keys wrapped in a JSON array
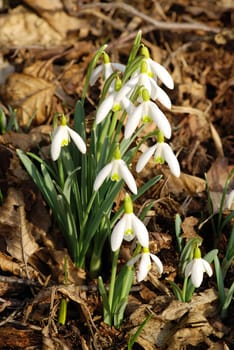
[
  {"x1": 132, "y1": 214, "x2": 149, "y2": 247},
  {"x1": 150, "y1": 59, "x2": 174, "y2": 89},
  {"x1": 162, "y1": 143, "x2": 180, "y2": 177},
  {"x1": 122, "y1": 97, "x2": 135, "y2": 116},
  {"x1": 90, "y1": 65, "x2": 103, "y2": 86},
  {"x1": 96, "y1": 94, "x2": 114, "y2": 124},
  {"x1": 111, "y1": 63, "x2": 126, "y2": 73},
  {"x1": 137, "y1": 253, "x2": 151, "y2": 282},
  {"x1": 123, "y1": 213, "x2": 135, "y2": 241},
  {"x1": 136, "y1": 145, "x2": 157, "y2": 173},
  {"x1": 202, "y1": 259, "x2": 213, "y2": 277},
  {"x1": 93, "y1": 162, "x2": 113, "y2": 191},
  {"x1": 191, "y1": 259, "x2": 204, "y2": 288},
  {"x1": 148, "y1": 77, "x2": 159, "y2": 100},
  {"x1": 111, "y1": 217, "x2": 126, "y2": 251},
  {"x1": 68, "y1": 127, "x2": 86, "y2": 154},
  {"x1": 150, "y1": 254, "x2": 163, "y2": 274},
  {"x1": 119, "y1": 160, "x2": 137, "y2": 194},
  {"x1": 155, "y1": 85, "x2": 172, "y2": 109},
  {"x1": 104, "y1": 62, "x2": 113, "y2": 80},
  {"x1": 184, "y1": 261, "x2": 193, "y2": 278},
  {"x1": 51, "y1": 126, "x2": 67, "y2": 161},
  {"x1": 127, "y1": 254, "x2": 141, "y2": 267},
  {"x1": 124, "y1": 104, "x2": 143, "y2": 139},
  {"x1": 149, "y1": 103, "x2": 171, "y2": 139}
]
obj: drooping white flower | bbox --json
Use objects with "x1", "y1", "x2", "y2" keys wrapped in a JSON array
[
  {"x1": 51, "y1": 116, "x2": 86, "y2": 161},
  {"x1": 110, "y1": 194, "x2": 149, "y2": 251},
  {"x1": 140, "y1": 46, "x2": 174, "y2": 90},
  {"x1": 185, "y1": 247, "x2": 213, "y2": 288},
  {"x1": 90, "y1": 52, "x2": 125, "y2": 86},
  {"x1": 124, "y1": 88, "x2": 171, "y2": 139},
  {"x1": 93, "y1": 147, "x2": 137, "y2": 194},
  {"x1": 127, "y1": 60, "x2": 172, "y2": 105},
  {"x1": 128, "y1": 247, "x2": 163, "y2": 282},
  {"x1": 136, "y1": 134, "x2": 180, "y2": 177},
  {"x1": 96, "y1": 77, "x2": 132, "y2": 124}
]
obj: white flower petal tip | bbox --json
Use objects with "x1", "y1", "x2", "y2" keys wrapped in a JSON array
[
  {"x1": 185, "y1": 258, "x2": 213, "y2": 288},
  {"x1": 50, "y1": 125, "x2": 86, "y2": 161},
  {"x1": 110, "y1": 213, "x2": 149, "y2": 252},
  {"x1": 150, "y1": 59, "x2": 174, "y2": 89},
  {"x1": 93, "y1": 159, "x2": 137, "y2": 194},
  {"x1": 136, "y1": 251, "x2": 163, "y2": 282},
  {"x1": 68, "y1": 127, "x2": 86, "y2": 154},
  {"x1": 136, "y1": 142, "x2": 180, "y2": 177},
  {"x1": 93, "y1": 163, "x2": 113, "y2": 191},
  {"x1": 119, "y1": 160, "x2": 137, "y2": 194}
]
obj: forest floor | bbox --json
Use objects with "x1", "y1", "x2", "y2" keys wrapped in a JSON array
[{"x1": 0, "y1": 1, "x2": 233, "y2": 349}]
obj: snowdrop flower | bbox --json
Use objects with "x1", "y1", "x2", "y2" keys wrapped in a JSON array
[
  {"x1": 111, "y1": 194, "x2": 149, "y2": 251},
  {"x1": 96, "y1": 77, "x2": 133, "y2": 124},
  {"x1": 124, "y1": 88, "x2": 171, "y2": 139},
  {"x1": 136, "y1": 131, "x2": 180, "y2": 177},
  {"x1": 128, "y1": 247, "x2": 163, "y2": 282},
  {"x1": 127, "y1": 60, "x2": 172, "y2": 105},
  {"x1": 93, "y1": 146, "x2": 137, "y2": 194},
  {"x1": 90, "y1": 52, "x2": 125, "y2": 86},
  {"x1": 140, "y1": 46, "x2": 174, "y2": 90},
  {"x1": 51, "y1": 115, "x2": 86, "y2": 161},
  {"x1": 185, "y1": 247, "x2": 213, "y2": 288}
]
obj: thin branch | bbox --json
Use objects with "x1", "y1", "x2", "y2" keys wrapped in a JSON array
[{"x1": 79, "y1": 2, "x2": 220, "y2": 33}]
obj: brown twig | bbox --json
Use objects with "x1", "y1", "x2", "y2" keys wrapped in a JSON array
[{"x1": 79, "y1": 2, "x2": 220, "y2": 33}]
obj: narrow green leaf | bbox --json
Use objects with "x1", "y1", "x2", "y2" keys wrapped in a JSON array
[
  {"x1": 128, "y1": 313, "x2": 152, "y2": 350},
  {"x1": 167, "y1": 280, "x2": 184, "y2": 302}
]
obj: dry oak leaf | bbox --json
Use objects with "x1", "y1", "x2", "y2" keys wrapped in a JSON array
[
  {"x1": 0, "y1": 188, "x2": 39, "y2": 263},
  {"x1": 0, "y1": 6, "x2": 63, "y2": 47},
  {"x1": 3, "y1": 72, "x2": 55, "y2": 126},
  {"x1": 129, "y1": 288, "x2": 222, "y2": 349}
]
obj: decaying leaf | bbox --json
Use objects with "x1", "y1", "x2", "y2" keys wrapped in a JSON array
[
  {"x1": 129, "y1": 288, "x2": 224, "y2": 349},
  {"x1": 207, "y1": 157, "x2": 234, "y2": 212},
  {"x1": 0, "y1": 188, "x2": 39, "y2": 263},
  {"x1": 181, "y1": 216, "x2": 200, "y2": 240},
  {"x1": 3, "y1": 72, "x2": 55, "y2": 126}
]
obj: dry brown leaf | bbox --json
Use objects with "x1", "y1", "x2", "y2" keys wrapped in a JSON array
[
  {"x1": 0, "y1": 6, "x2": 63, "y2": 47},
  {"x1": 23, "y1": 60, "x2": 55, "y2": 81},
  {"x1": 207, "y1": 157, "x2": 234, "y2": 192},
  {"x1": 129, "y1": 289, "x2": 222, "y2": 349},
  {"x1": 0, "y1": 188, "x2": 39, "y2": 263},
  {"x1": 3, "y1": 72, "x2": 55, "y2": 126},
  {"x1": 160, "y1": 168, "x2": 206, "y2": 196},
  {"x1": 23, "y1": 0, "x2": 84, "y2": 37},
  {"x1": 45, "y1": 249, "x2": 86, "y2": 285},
  {"x1": 181, "y1": 216, "x2": 200, "y2": 240},
  {"x1": 0, "y1": 128, "x2": 50, "y2": 151}
]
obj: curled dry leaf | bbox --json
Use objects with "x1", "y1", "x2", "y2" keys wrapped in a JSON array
[
  {"x1": 129, "y1": 288, "x2": 222, "y2": 349},
  {"x1": 3, "y1": 72, "x2": 55, "y2": 126},
  {"x1": 0, "y1": 6, "x2": 63, "y2": 47},
  {"x1": 0, "y1": 188, "x2": 39, "y2": 263},
  {"x1": 207, "y1": 157, "x2": 234, "y2": 212},
  {"x1": 181, "y1": 216, "x2": 200, "y2": 240}
]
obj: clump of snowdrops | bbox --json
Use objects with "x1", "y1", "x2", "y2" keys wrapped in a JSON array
[{"x1": 17, "y1": 31, "x2": 215, "y2": 328}]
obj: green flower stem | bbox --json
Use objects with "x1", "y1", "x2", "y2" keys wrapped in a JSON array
[
  {"x1": 108, "y1": 249, "x2": 120, "y2": 312},
  {"x1": 182, "y1": 276, "x2": 188, "y2": 302},
  {"x1": 120, "y1": 265, "x2": 134, "y2": 301},
  {"x1": 96, "y1": 115, "x2": 111, "y2": 162},
  {"x1": 58, "y1": 156, "x2": 64, "y2": 188},
  {"x1": 79, "y1": 191, "x2": 98, "y2": 245}
]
